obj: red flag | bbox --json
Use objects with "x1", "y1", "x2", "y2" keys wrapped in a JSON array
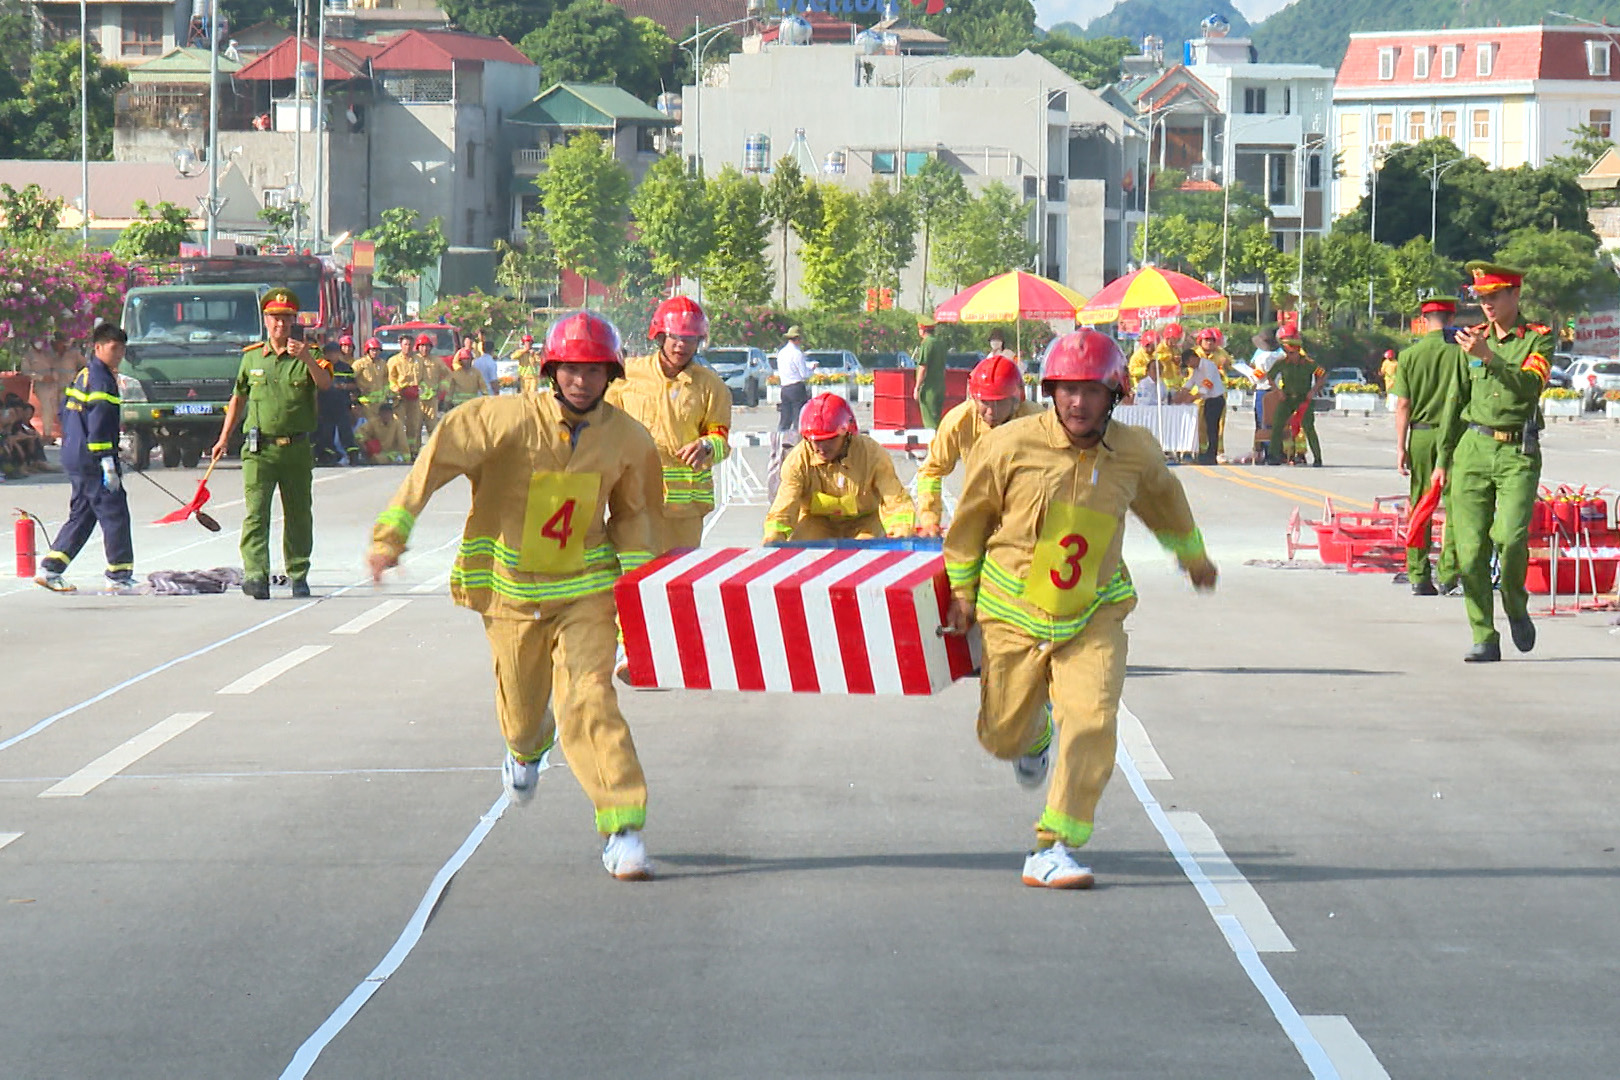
[
  {"x1": 1403, "y1": 481, "x2": 1444, "y2": 548},
  {"x1": 1286, "y1": 401, "x2": 1309, "y2": 438},
  {"x1": 152, "y1": 460, "x2": 216, "y2": 525}
]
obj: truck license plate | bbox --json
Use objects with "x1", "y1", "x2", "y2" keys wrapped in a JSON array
[{"x1": 173, "y1": 403, "x2": 214, "y2": 416}]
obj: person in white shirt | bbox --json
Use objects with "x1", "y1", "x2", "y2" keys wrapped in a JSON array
[
  {"x1": 1130, "y1": 358, "x2": 1166, "y2": 406},
  {"x1": 1246, "y1": 328, "x2": 1284, "y2": 459},
  {"x1": 1177, "y1": 346, "x2": 1227, "y2": 465},
  {"x1": 775, "y1": 326, "x2": 815, "y2": 432}
]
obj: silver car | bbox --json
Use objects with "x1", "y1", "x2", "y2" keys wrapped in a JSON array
[
  {"x1": 700, "y1": 346, "x2": 771, "y2": 407},
  {"x1": 1563, "y1": 356, "x2": 1620, "y2": 408}
]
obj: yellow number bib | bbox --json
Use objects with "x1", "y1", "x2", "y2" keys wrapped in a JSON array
[
  {"x1": 809, "y1": 490, "x2": 861, "y2": 519},
  {"x1": 517, "y1": 471, "x2": 600, "y2": 573},
  {"x1": 1022, "y1": 500, "x2": 1118, "y2": 618}
]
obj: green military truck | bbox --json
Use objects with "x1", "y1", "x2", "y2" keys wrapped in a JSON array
[{"x1": 118, "y1": 283, "x2": 267, "y2": 470}]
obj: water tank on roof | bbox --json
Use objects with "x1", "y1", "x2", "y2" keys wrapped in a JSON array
[
  {"x1": 779, "y1": 15, "x2": 812, "y2": 47},
  {"x1": 824, "y1": 150, "x2": 846, "y2": 175},
  {"x1": 743, "y1": 133, "x2": 771, "y2": 174},
  {"x1": 855, "y1": 29, "x2": 883, "y2": 55},
  {"x1": 1201, "y1": 13, "x2": 1230, "y2": 38}
]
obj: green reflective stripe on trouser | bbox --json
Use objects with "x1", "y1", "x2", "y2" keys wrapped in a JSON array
[
  {"x1": 596, "y1": 805, "x2": 647, "y2": 834},
  {"x1": 1404, "y1": 426, "x2": 1458, "y2": 584},
  {"x1": 1449, "y1": 427, "x2": 1540, "y2": 646},
  {"x1": 375, "y1": 505, "x2": 416, "y2": 541},
  {"x1": 916, "y1": 477, "x2": 943, "y2": 495},
  {"x1": 1037, "y1": 807, "x2": 1094, "y2": 849},
  {"x1": 241, "y1": 440, "x2": 314, "y2": 581},
  {"x1": 509, "y1": 734, "x2": 555, "y2": 763},
  {"x1": 87, "y1": 441, "x2": 114, "y2": 452}
]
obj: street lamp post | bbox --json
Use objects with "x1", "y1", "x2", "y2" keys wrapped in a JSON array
[
  {"x1": 1423, "y1": 150, "x2": 1467, "y2": 246},
  {"x1": 313, "y1": 0, "x2": 326, "y2": 249},
  {"x1": 79, "y1": 0, "x2": 88, "y2": 243},
  {"x1": 204, "y1": 0, "x2": 221, "y2": 250},
  {"x1": 1367, "y1": 146, "x2": 1385, "y2": 321},
  {"x1": 1294, "y1": 135, "x2": 1323, "y2": 309},
  {"x1": 679, "y1": 14, "x2": 755, "y2": 178}
]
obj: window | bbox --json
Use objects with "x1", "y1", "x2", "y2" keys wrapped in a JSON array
[
  {"x1": 1472, "y1": 108, "x2": 1490, "y2": 139},
  {"x1": 1407, "y1": 109, "x2": 1427, "y2": 142},
  {"x1": 1046, "y1": 89, "x2": 1067, "y2": 112},
  {"x1": 1440, "y1": 110, "x2": 1458, "y2": 139},
  {"x1": 1440, "y1": 45, "x2": 1458, "y2": 78},
  {"x1": 1414, "y1": 48, "x2": 1430, "y2": 78},
  {"x1": 465, "y1": 209, "x2": 476, "y2": 245},
  {"x1": 121, "y1": 8, "x2": 164, "y2": 57},
  {"x1": 1588, "y1": 40, "x2": 1612, "y2": 77},
  {"x1": 1244, "y1": 87, "x2": 1267, "y2": 114},
  {"x1": 873, "y1": 150, "x2": 896, "y2": 174},
  {"x1": 1307, "y1": 152, "x2": 1323, "y2": 188},
  {"x1": 1477, "y1": 43, "x2": 1493, "y2": 76},
  {"x1": 1375, "y1": 112, "x2": 1394, "y2": 143},
  {"x1": 1378, "y1": 47, "x2": 1396, "y2": 80},
  {"x1": 637, "y1": 125, "x2": 657, "y2": 153},
  {"x1": 1593, "y1": 109, "x2": 1613, "y2": 138},
  {"x1": 465, "y1": 140, "x2": 476, "y2": 180},
  {"x1": 1283, "y1": 87, "x2": 1292, "y2": 114}
]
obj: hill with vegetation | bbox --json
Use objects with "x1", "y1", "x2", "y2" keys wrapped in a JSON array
[{"x1": 1079, "y1": 0, "x2": 1250, "y2": 57}]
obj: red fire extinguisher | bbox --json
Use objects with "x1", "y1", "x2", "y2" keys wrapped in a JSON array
[{"x1": 15, "y1": 509, "x2": 38, "y2": 579}]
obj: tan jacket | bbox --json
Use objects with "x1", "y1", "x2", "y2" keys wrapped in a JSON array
[
  {"x1": 445, "y1": 365, "x2": 486, "y2": 407},
  {"x1": 371, "y1": 392, "x2": 664, "y2": 620},
  {"x1": 944, "y1": 410, "x2": 1206, "y2": 643},
  {"x1": 764, "y1": 433, "x2": 916, "y2": 542},
  {"x1": 353, "y1": 354, "x2": 391, "y2": 403},
  {"x1": 368, "y1": 413, "x2": 411, "y2": 458},
  {"x1": 915, "y1": 398, "x2": 1041, "y2": 531},
  {"x1": 606, "y1": 354, "x2": 733, "y2": 519},
  {"x1": 388, "y1": 352, "x2": 422, "y2": 397},
  {"x1": 512, "y1": 347, "x2": 542, "y2": 394}
]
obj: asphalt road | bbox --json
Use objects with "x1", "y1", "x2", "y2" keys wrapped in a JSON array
[{"x1": 2, "y1": 401, "x2": 1618, "y2": 1079}]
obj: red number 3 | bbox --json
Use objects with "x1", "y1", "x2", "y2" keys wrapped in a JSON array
[
  {"x1": 1049, "y1": 533, "x2": 1088, "y2": 590},
  {"x1": 540, "y1": 499, "x2": 576, "y2": 547}
]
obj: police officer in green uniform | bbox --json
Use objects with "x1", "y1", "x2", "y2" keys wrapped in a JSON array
[
  {"x1": 1438, "y1": 262, "x2": 1552, "y2": 663},
  {"x1": 1262, "y1": 323, "x2": 1326, "y2": 466},
  {"x1": 914, "y1": 314, "x2": 947, "y2": 429},
  {"x1": 1393, "y1": 295, "x2": 1470, "y2": 596},
  {"x1": 211, "y1": 287, "x2": 334, "y2": 600}
]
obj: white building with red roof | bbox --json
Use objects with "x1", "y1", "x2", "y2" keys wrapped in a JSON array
[{"x1": 1332, "y1": 24, "x2": 1620, "y2": 219}]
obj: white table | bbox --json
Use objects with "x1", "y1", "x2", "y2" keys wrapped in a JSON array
[{"x1": 1112, "y1": 403, "x2": 1201, "y2": 454}]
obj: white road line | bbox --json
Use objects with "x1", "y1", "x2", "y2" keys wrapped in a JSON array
[
  {"x1": 39, "y1": 712, "x2": 211, "y2": 798},
  {"x1": 407, "y1": 574, "x2": 449, "y2": 595},
  {"x1": 1117, "y1": 704, "x2": 1171, "y2": 780},
  {"x1": 0, "y1": 832, "x2": 20, "y2": 853},
  {"x1": 1303, "y1": 1016, "x2": 1391, "y2": 1080},
  {"x1": 329, "y1": 599, "x2": 411, "y2": 635},
  {"x1": 1165, "y1": 810, "x2": 1293, "y2": 952},
  {"x1": 218, "y1": 645, "x2": 332, "y2": 695},
  {"x1": 1216, "y1": 915, "x2": 1340, "y2": 1079},
  {"x1": 280, "y1": 793, "x2": 511, "y2": 1079}
]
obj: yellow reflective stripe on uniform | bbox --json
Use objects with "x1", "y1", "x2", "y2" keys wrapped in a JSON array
[
  {"x1": 84, "y1": 391, "x2": 120, "y2": 406},
  {"x1": 945, "y1": 558, "x2": 982, "y2": 588},
  {"x1": 977, "y1": 559, "x2": 1135, "y2": 642},
  {"x1": 766, "y1": 520, "x2": 793, "y2": 538},
  {"x1": 595, "y1": 805, "x2": 647, "y2": 834},
  {"x1": 375, "y1": 506, "x2": 416, "y2": 540},
  {"x1": 107, "y1": 562, "x2": 134, "y2": 572},
  {"x1": 880, "y1": 507, "x2": 915, "y2": 531},
  {"x1": 703, "y1": 433, "x2": 729, "y2": 462},
  {"x1": 1037, "y1": 807, "x2": 1094, "y2": 847},
  {"x1": 617, "y1": 549, "x2": 655, "y2": 573},
  {"x1": 1155, "y1": 527, "x2": 1206, "y2": 560},
  {"x1": 87, "y1": 441, "x2": 114, "y2": 451},
  {"x1": 461, "y1": 536, "x2": 616, "y2": 570},
  {"x1": 64, "y1": 386, "x2": 90, "y2": 402},
  {"x1": 450, "y1": 565, "x2": 618, "y2": 602},
  {"x1": 915, "y1": 477, "x2": 943, "y2": 495}
]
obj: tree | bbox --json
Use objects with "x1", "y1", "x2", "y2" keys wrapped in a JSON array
[
  {"x1": 0, "y1": 42, "x2": 126, "y2": 160},
  {"x1": 495, "y1": 212, "x2": 558, "y2": 302},
  {"x1": 258, "y1": 200, "x2": 306, "y2": 243},
  {"x1": 1380, "y1": 237, "x2": 1461, "y2": 321},
  {"x1": 1296, "y1": 231, "x2": 1388, "y2": 327},
  {"x1": 762, "y1": 156, "x2": 812, "y2": 308},
  {"x1": 930, "y1": 182, "x2": 1036, "y2": 293},
  {"x1": 519, "y1": 0, "x2": 666, "y2": 102},
  {"x1": 630, "y1": 151, "x2": 714, "y2": 290},
  {"x1": 797, "y1": 184, "x2": 865, "y2": 312},
  {"x1": 0, "y1": 183, "x2": 64, "y2": 240},
  {"x1": 904, "y1": 156, "x2": 968, "y2": 308},
  {"x1": 914, "y1": 0, "x2": 1036, "y2": 57},
  {"x1": 361, "y1": 206, "x2": 448, "y2": 285},
  {"x1": 112, "y1": 200, "x2": 194, "y2": 261},
  {"x1": 1030, "y1": 32, "x2": 1133, "y2": 89},
  {"x1": 857, "y1": 179, "x2": 916, "y2": 303},
  {"x1": 533, "y1": 132, "x2": 630, "y2": 302},
  {"x1": 1495, "y1": 227, "x2": 1615, "y2": 331},
  {"x1": 703, "y1": 165, "x2": 772, "y2": 307},
  {"x1": 439, "y1": 0, "x2": 558, "y2": 44}
]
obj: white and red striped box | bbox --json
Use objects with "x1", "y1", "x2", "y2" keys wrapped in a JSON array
[{"x1": 615, "y1": 547, "x2": 979, "y2": 695}]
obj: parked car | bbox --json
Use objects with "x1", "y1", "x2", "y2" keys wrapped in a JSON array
[
  {"x1": 1546, "y1": 354, "x2": 1573, "y2": 390},
  {"x1": 1564, "y1": 356, "x2": 1620, "y2": 407},
  {"x1": 376, "y1": 321, "x2": 460, "y2": 356},
  {"x1": 804, "y1": 349, "x2": 863, "y2": 381},
  {"x1": 859, "y1": 351, "x2": 914, "y2": 370},
  {"x1": 699, "y1": 346, "x2": 771, "y2": 406},
  {"x1": 1324, "y1": 366, "x2": 1366, "y2": 393},
  {"x1": 945, "y1": 351, "x2": 986, "y2": 370}
]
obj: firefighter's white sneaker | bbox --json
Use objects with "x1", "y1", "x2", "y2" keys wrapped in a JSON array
[
  {"x1": 35, "y1": 572, "x2": 75, "y2": 594},
  {"x1": 502, "y1": 752, "x2": 542, "y2": 807},
  {"x1": 1021, "y1": 843, "x2": 1094, "y2": 890},
  {"x1": 602, "y1": 830, "x2": 653, "y2": 881}
]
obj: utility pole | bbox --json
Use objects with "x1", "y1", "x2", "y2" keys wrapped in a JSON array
[
  {"x1": 293, "y1": 0, "x2": 305, "y2": 249},
  {"x1": 79, "y1": 0, "x2": 88, "y2": 243},
  {"x1": 205, "y1": 0, "x2": 221, "y2": 250},
  {"x1": 314, "y1": 0, "x2": 326, "y2": 249}
]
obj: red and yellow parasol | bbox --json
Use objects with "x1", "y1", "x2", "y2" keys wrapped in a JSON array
[
  {"x1": 933, "y1": 270, "x2": 1089, "y2": 324},
  {"x1": 1074, "y1": 267, "x2": 1224, "y2": 331}
]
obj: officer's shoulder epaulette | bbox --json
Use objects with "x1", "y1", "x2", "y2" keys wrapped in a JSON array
[
  {"x1": 1527, "y1": 322, "x2": 1551, "y2": 335},
  {"x1": 242, "y1": 341, "x2": 263, "y2": 352}
]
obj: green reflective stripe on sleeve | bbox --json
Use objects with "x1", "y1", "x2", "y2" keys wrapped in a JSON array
[
  {"x1": 1156, "y1": 527, "x2": 1206, "y2": 560},
  {"x1": 87, "y1": 441, "x2": 114, "y2": 452},
  {"x1": 450, "y1": 566, "x2": 619, "y2": 603},
  {"x1": 594, "y1": 805, "x2": 647, "y2": 834},
  {"x1": 704, "y1": 433, "x2": 729, "y2": 462},
  {"x1": 84, "y1": 391, "x2": 120, "y2": 406},
  {"x1": 617, "y1": 550, "x2": 655, "y2": 573},
  {"x1": 916, "y1": 477, "x2": 943, "y2": 495},
  {"x1": 945, "y1": 558, "x2": 982, "y2": 587},
  {"x1": 881, "y1": 508, "x2": 915, "y2": 531},
  {"x1": 1037, "y1": 807, "x2": 1094, "y2": 848},
  {"x1": 766, "y1": 521, "x2": 793, "y2": 538},
  {"x1": 375, "y1": 505, "x2": 416, "y2": 540},
  {"x1": 64, "y1": 386, "x2": 90, "y2": 402}
]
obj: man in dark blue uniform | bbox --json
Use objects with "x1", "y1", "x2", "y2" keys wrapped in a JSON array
[{"x1": 36, "y1": 323, "x2": 134, "y2": 593}]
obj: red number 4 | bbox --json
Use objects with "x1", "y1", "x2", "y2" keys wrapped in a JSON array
[
  {"x1": 1049, "y1": 533, "x2": 1088, "y2": 590},
  {"x1": 541, "y1": 499, "x2": 576, "y2": 547}
]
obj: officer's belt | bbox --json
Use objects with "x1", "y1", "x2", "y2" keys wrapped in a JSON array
[
  {"x1": 1468, "y1": 423, "x2": 1520, "y2": 443},
  {"x1": 262, "y1": 433, "x2": 309, "y2": 446},
  {"x1": 1409, "y1": 422, "x2": 1434, "y2": 430}
]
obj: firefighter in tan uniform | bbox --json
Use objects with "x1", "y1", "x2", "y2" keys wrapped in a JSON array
[
  {"x1": 363, "y1": 402, "x2": 412, "y2": 464},
  {"x1": 352, "y1": 337, "x2": 391, "y2": 428},
  {"x1": 369, "y1": 312, "x2": 665, "y2": 880},
  {"x1": 914, "y1": 355, "x2": 1039, "y2": 537},
  {"x1": 512, "y1": 333, "x2": 542, "y2": 394},
  {"x1": 605, "y1": 296, "x2": 732, "y2": 549},
  {"x1": 388, "y1": 335, "x2": 427, "y2": 454},
  {"x1": 763, "y1": 393, "x2": 915, "y2": 542},
  {"x1": 943, "y1": 330, "x2": 1217, "y2": 890},
  {"x1": 413, "y1": 333, "x2": 449, "y2": 439},
  {"x1": 444, "y1": 347, "x2": 489, "y2": 411}
]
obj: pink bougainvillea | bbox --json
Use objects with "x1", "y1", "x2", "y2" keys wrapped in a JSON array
[{"x1": 0, "y1": 249, "x2": 132, "y2": 363}]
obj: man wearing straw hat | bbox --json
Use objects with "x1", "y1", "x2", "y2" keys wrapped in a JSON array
[{"x1": 914, "y1": 313, "x2": 948, "y2": 429}]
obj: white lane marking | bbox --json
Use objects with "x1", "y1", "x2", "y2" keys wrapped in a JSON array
[
  {"x1": 1118, "y1": 703, "x2": 1171, "y2": 780},
  {"x1": 0, "y1": 832, "x2": 20, "y2": 853},
  {"x1": 329, "y1": 599, "x2": 411, "y2": 635},
  {"x1": 1303, "y1": 1016, "x2": 1391, "y2": 1080},
  {"x1": 700, "y1": 502, "x2": 729, "y2": 541},
  {"x1": 218, "y1": 645, "x2": 331, "y2": 695},
  {"x1": 408, "y1": 574, "x2": 449, "y2": 595},
  {"x1": 280, "y1": 793, "x2": 511, "y2": 1079},
  {"x1": 39, "y1": 712, "x2": 212, "y2": 798},
  {"x1": 1165, "y1": 810, "x2": 1293, "y2": 952}
]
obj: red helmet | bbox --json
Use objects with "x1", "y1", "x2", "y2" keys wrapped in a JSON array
[
  {"x1": 543, "y1": 311, "x2": 624, "y2": 379},
  {"x1": 1196, "y1": 327, "x2": 1223, "y2": 346},
  {"x1": 521, "y1": 333, "x2": 534, "y2": 344},
  {"x1": 1163, "y1": 322, "x2": 1185, "y2": 341},
  {"x1": 1277, "y1": 321, "x2": 1303, "y2": 344},
  {"x1": 1041, "y1": 330, "x2": 1128, "y2": 394},
  {"x1": 968, "y1": 355, "x2": 1024, "y2": 402},
  {"x1": 339, "y1": 334, "x2": 354, "y2": 347},
  {"x1": 1383, "y1": 348, "x2": 1397, "y2": 359},
  {"x1": 648, "y1": 295, "x2": 709, "y2": 340},
  {"x1": 414, "y1": 332, "x2": 434, "y2": 347},
  {"x1": 1139, "y1": 329, "x2": 1159, "y2": 348},
  {"x1": 363, "y1": 337, "x2": 381, "y2": 351},
  {"x1": 798, "y1": 393, "x2": 857, "y2": 440}
]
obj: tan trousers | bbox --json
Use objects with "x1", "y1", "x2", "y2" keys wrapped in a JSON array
[
  {"x1": 35, "y1": 381, "x2": 62, "y2": 441},
  {"x1": 660, "y1": 513, "x2": 705, "y2": 549},
  {"x1": 482, "y1": 591, "x2": 648, "y2": 834},
  {"x1": 398, "y1": 398, "x2": 425, "y2": 451},
  {"x1": 976, "y1": 597, "x2": 1133, "y2": 849}
]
